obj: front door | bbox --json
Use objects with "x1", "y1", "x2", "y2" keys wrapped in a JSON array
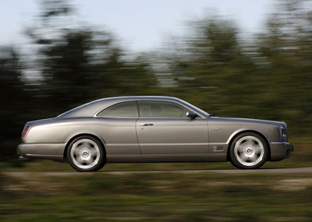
[{"x1": 136, "y1": 101, "x2": 209, "y2": 154}]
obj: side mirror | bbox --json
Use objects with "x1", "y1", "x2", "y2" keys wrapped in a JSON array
[{"x1": 186, "y1": 111, "x2": 198, "y2": 120}]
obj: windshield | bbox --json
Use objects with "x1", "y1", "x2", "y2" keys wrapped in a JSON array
[{"x1": 179, "y1": 99, "x2": 210, "y2": 117}]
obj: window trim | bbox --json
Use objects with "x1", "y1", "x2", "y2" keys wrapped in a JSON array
[
  {"x1": 137, "y1": 101, "x2": 188, "y2": 118},
  {"x1": 94, "y1": 100, "x2": 205, "y2": 119},
  {"x1": 137, "y1": 100, "x2": 204, "y2": 119}
]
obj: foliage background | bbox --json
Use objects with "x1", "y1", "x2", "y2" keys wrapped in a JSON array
[
  {"x1": 1, "y1": 0, "x2": 312, "y2": 163},
  {"x1": 1, "y1": 1, "x2": 312, "y2": 221}
]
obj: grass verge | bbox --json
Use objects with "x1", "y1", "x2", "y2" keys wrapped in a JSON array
[{"x1": 1, "y1": 171, "x2": 312, "y2": 221}]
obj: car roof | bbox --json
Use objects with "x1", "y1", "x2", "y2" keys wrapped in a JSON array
[{"x1": 58, "y1": 96, "x2": 184, "y2": 118}]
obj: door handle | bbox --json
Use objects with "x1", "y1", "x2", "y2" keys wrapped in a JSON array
[{"x1": 141, "y1": 123, "x2": 154, "y2": 126}]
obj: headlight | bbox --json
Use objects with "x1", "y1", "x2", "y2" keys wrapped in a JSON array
[{"x1": 280, "y1": 126, "x2": 287, "y2": 142}]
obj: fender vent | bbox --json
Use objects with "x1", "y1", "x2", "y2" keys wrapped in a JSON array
[{"x1": 210, "y1": 145, "x2": 224, "y2": 152}]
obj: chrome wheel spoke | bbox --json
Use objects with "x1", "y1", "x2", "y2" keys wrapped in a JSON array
[
  {"x1": 245, "y1": 138, "x2": 254, "y2": 146},
  {"x1": 249, "y1": 154, "x2": 258, "y2": 162},
  {"x1": 75, "y1": 156, "x2": 84, "y2": 164},
  {"x1": 70, "y1": 138, "x2": 101, "y2": 170},
  {"x1": 234, "y1": 135, "x2": 265, "y2": 167},
  {"x1": 73, "y1": 147, "x2": 82, "y2": 156},
  {"x1": 85, "y1": 157, "x2": 93, "y2": 165},
  {"x1": 253, "y1": 144, "x2": 262, "y2": 154},
  {"x1": 84, "y1": 142, "x2": 93, "y2": 150},
  {"x1": 90, "y1": 148, "x2": 98, "y2": 157},
  {"x1": 237, "y1": 144, "x2": 245, "y2": 153},
  {"x1": 240, "y1": 154, "x2": 249, "y2": 162}
]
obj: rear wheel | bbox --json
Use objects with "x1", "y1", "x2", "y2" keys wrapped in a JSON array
[
  {"x1": 230, "y1": 133, "x2": 268, "y2": 169},
  {"x1": 67, "y1": 136, "x2": 106, "y2": 172}
]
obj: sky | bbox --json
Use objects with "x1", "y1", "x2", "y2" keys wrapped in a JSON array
[{"x1": 0, "y1": 0, "x2": 273, "y2": 52}]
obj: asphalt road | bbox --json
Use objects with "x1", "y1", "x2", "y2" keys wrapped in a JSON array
[{"x1": 2, "y1": 167, "x2": 312, "y2": 178}]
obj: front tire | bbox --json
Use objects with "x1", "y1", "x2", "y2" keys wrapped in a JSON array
[
  {"x1": 67, "y1": 136, "x2": 106, "y2": 172},
  {"x1": 230, "y1": 133, "x2": 268, "y2": 169}
]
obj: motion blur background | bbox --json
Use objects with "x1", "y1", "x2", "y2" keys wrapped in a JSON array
[
  {"x1": 1, "y1": 1, "x2": 312, "y2": 221},
  {"x1": 1, "y1": 0, "x2": 312, "y2": 162}
]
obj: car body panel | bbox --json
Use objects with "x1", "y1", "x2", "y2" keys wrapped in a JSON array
[
  {"x1": 207, "y1": 117, "x2": 282, "y2": 144},
  {"x1": 17, "y1": 96, "x2": 294, "y2": 166},
  {"x1": 270, "y1": 142, "x2": 294, "y2": 160},
  {"x1": 136, "y1": 117, "x2": 209, "y2": 154}
]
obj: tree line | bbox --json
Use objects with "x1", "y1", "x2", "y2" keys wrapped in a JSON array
[{"x1": 1, "y1": 0, "x2": 311, "y2": 163}]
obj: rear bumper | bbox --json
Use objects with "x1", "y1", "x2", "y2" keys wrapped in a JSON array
[
  {"x1": 270, "y1": 142, "x2": 294, "y2": 161},
  {"x1": 17, "y1": 143, "x2": 66, "y2": 161}
]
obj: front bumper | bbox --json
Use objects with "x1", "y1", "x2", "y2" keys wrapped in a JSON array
[{"x1": 270, "y1": 142, "x2": 294, "y2": 161}]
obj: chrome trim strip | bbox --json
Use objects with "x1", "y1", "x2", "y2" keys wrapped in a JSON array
[
  {"x1": 208, "y1": 143, "x2": 228, "y2": 145},
  {"x1": 140, "y1": 143, "x2": 209, "y2": 146},
  {"x1": 107, "y1": 143, "x2": 227, "y2": 146},
  {"x1": 107, "y1": 144, "x2": 139, "y2": 147},
  {"x1": 26, "y1": 154, "x2": 63, "y2": 158},
  {"x1": 20, "y1": 142, "x2": 66, "y2": 146}
]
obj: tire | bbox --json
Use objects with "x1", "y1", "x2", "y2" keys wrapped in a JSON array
[
  {"x1": 230, "y1": 133, "x2": 268, "y2": 169},
  {"x1": 67, "y1": 136, "x2": 106, "y2": 172}
]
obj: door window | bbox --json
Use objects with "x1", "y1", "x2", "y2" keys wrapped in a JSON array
[{"x1": 138, "y1": 101, "x2": 188, "y2": 118}]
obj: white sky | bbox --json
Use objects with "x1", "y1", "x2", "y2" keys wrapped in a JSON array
[{"x1": 0, "y1": 0, "x2": 273, "y2": 52}]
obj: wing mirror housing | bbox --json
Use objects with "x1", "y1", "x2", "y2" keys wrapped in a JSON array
[{"x1": 186, "y1": 111, "x2": 198, "y2": 120}]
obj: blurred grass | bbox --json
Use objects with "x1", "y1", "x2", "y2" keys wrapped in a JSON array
[
  {"x1": 1, "y1": 171, "x2": 312, "y2": 221},
  {"x1": 0, "y1": 140, "x2": 311, "y2": 221},
  {"x1": 0, "y1": 141, "x2": 311, "y2": 221}
]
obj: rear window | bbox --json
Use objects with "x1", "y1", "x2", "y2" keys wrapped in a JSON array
[{"x1": 97, "y1": 102, "x2": 138, "y2": 117}]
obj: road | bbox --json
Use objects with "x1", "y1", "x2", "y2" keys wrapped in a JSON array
[{"x1": 2, "y1": 167, "x2": 312, "y2": 178}]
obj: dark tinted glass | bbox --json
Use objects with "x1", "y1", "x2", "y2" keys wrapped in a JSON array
[
  {"x1": 139, "y1": 101, "x2": 188, "y2": 118},
  {"x1": 97, "y1": 102, "x2": 138, "y2": 117}
]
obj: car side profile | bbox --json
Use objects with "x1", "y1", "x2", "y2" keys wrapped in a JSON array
[{"x1": 18, "y1": 96, "x2": 294, "y2": 172}]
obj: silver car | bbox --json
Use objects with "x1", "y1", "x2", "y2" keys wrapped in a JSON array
[{"x1": 18, "y1": 96, "x2": 294, "y2": 172}]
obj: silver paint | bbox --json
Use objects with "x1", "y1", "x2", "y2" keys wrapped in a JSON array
[{"x1": 17, "y1": 96, "x2": 294, "y2": 169}]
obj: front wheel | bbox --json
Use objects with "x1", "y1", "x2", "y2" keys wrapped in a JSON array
[
  {"x1": 230, "y1": 133, "x2": 268, "y2": 169},
  {"x1": 67, "y1": 136, "x2": 106, "y2": 172}
]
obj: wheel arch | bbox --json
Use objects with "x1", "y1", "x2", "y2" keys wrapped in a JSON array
[
  {"x1": 63, "y1": 132, "x2": 107, "y2": 160},
  {"x1": 226, "y1": 130, "x2": 271, "y2": 161}
]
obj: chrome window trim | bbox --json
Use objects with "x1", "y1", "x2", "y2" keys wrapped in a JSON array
[{"x1": 94, "y1": 99, "x2": 206, "y2": 119}]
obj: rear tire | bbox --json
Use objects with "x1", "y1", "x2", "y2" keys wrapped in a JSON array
[
  {"x1": 67, "y1": 136, "x2": 106, "y2": 172},
  {"x1": 230, "y1": 133, "x2": 268, "y2": 169}
]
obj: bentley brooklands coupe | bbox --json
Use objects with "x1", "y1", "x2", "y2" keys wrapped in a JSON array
[{"x1": 18, "y1": 96, "x2": 294, "y2": 172}]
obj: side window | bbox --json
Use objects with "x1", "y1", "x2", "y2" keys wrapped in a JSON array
[
  {"x1": 97, "y1": 102, "x2": 138, "y2": 117},
  {"x1": 139, "y1": 101, "x2": 188, "y2": 118}
]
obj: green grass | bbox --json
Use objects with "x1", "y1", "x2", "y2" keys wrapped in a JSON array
[{"x1": 1, "y1": 172, "x2": 312, "y2": 221}]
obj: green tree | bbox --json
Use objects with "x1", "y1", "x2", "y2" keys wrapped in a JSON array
[
  {"x1": 168, "y1": 19, "x2": 257, "y2": 116},
  {"x1": 0, "y1": 48, "x2": 28, "y2": 161},
  {"x1": 255, "y1": 0, "x2": 312, "y2": 134},
  {"x1": 27, "y1": 0, "x2": 157, "y2": 116}
]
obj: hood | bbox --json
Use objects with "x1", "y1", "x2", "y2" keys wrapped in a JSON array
[{"x1": 209, "y1": 116, "x2": 286, "y2": 127}]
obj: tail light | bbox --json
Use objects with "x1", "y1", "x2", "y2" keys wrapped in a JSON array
[{"x1": 21, "y1": 126, "x2": 29, "y2": 139}]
